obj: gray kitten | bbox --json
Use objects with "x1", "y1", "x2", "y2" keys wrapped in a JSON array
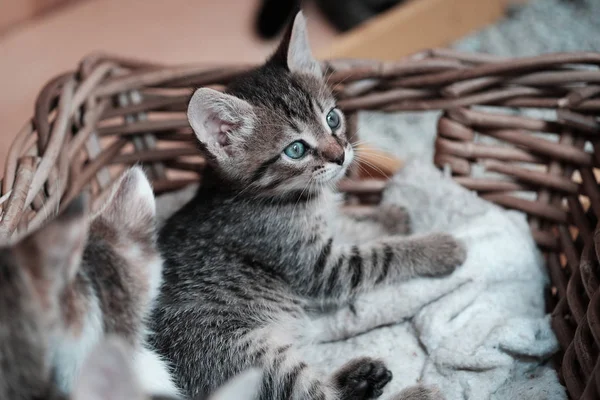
[{"x1": 152, "y1": 11, "x2": 464, "y2": 400}]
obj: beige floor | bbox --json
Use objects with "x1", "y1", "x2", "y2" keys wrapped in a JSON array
[{"x1": 0, "y1": 0, "x2": 336, "y2": 174}]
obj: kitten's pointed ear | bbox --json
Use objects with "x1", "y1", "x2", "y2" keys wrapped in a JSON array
[
  {"x1": 270, "y1": 11, "x2": 322, "y2": 79},
  {"x1": 188, "y1": 88, "x2": 255, "y2": 159},
  {"x1": 13, "y1": 195, "x2": 88, "y2": 293},
  {"x1": 98, "y1": 167, "x2": 155, "y2": 235},
  {"x1": 72, "y1": 336, "x2": 145, "y2": 400},
  {"x1": 208, "y1": 368, "x2": 263, "y2": 400}
]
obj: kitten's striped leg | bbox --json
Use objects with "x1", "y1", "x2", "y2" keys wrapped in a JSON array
[
  {"x1": 308, "y1": 233, "x2": 466, "y2": 300},
  {"x1": 244, "y1": 321, "x2": 391, "y2": 400}
]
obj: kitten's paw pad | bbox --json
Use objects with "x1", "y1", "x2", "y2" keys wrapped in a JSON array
[
  {"x1": 419, "y1": 233, "x2": 467, "y2": 276},
  {"x1": 392, "y1": 385, "x2": 445, "y2": 400},
  {"x1": 378, "y1": 205, "x2": 411, "y2": 235},
  {"x1": 333, "y1": 358, "x2": 392, "y2": 400}
]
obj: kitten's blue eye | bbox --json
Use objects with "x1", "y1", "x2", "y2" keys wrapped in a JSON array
[
  {"x1": 284, "y1": 141, "x2": 307, "y2": 159},
  {"x1": 326, "y1": 109, "x2": 341, "y2": 130}
]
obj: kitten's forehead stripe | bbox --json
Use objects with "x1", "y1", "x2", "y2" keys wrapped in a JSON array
[
  {"x1": 315, "y1": 101, "x2": 324, "y2": 114},
  {"x1": 276, "y1": 98, "x2": 297, "y2": 127},
  {"x1": 227, "y1": 64, "x2": 318, "y2": 125}
]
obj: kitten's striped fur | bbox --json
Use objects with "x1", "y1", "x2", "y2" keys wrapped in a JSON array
[{"x1": 152, "y1": 11, "x2": 464, "y2": 400}]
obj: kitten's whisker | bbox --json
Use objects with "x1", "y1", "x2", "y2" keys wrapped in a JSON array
[
  {"x1": 357, "y1": 159, "x2": 390, "y2": 178},
  {"x1": 350, "y1": 126, "x2": 367, "y2": 143},
  {"x1": 358, "y1": 157, "x2": 387, "y2": 171},
  {"x1": 351, "y1": 139, "x2": 371, "y2": 147},
  {"x1": 323, "y1": 72, "x2": 333, "y2": 98},
  {"x1": 351, "y1": 136, "x2": 378, "y2": 146},
  {"x1": 331, "y1": 73, "x2": 353, "y2": 89},
  {"x1": 355, "y1": 150, "x2": 399, "y2": 163},
  {"x1": 355, "y1": 163, "x2": 377, "y2": 179},
  {"x1": 354, "y1": 142, "x2": 400, "y2": 162},
  {"x1": 292, "y1": 178, "x2": 312, "y2": 217},
  {"x1": 351, "y1": 137, "x2": 386, "y2": 149}
]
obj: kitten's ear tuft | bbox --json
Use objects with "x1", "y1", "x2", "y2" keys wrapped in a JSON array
[
  {"x1": 99, "y1": 167, "x2": 155, "y2": 234},
  {"x1": 208, "y1": 368, "x2": 263, "y2": 400},
  {"x1": 188, "y1": 88, "x2": 254, "y2": 159},
  {"x1": 270, "y1": 11, "x2": 322, "y2": 79},
  {"x1": 13, "y1": 195, "x2": 89, "y2": 292},
  {"x1": 72, "y1": 336, "x2": 144, "y2": 400}
]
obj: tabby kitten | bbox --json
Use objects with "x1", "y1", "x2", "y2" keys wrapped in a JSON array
[{"x1": 152, "y1": 11, "x2": 465, "y2": 400}]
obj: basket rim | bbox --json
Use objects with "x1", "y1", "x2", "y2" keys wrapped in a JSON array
[{"x1": 2, "y1": 47, "x2": 600, "y2": 240}]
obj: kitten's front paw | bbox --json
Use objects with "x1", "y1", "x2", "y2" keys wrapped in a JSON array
[
  {"x1": 418, "y1": 233, "x2": 467, "y2": 277},
  {"x1": 378, "y1": 205, "x2": 411, "y2": 235},
  {"x1": 392, "y1": 385, "x2": 445, "y2": 400},
  {"x1": 332, "y1": 357, "x2": 392, "y2": 400}
]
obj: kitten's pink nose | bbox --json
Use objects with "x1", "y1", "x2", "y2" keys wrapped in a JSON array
[
  {"x1": 331, "y1": 152, "x2": 345, "y2": 166},
  {"x1": 321, "y1": 140, "x2": 345, "y2": 165}
]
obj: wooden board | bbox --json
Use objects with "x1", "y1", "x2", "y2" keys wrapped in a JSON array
[{"x1": 317, "y1": 0, "x2": 505, "y2": 60}]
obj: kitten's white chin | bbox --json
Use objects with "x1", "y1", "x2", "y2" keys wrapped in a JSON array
[
  {"x1": 316, "y1": 165, "x2": 348, "y2": 185},
  {"x1": 334, "y1": 167, "x2": 348, "y2": 181}
]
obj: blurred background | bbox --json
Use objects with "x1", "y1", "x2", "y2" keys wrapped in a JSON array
[{"x1": 0, "y1": 0, "x2": 597, "y2": 173}]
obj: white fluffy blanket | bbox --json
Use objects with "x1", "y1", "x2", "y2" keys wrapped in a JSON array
[
  {"x1": 301, "y1": 160, "x2": 565, "y2": 399},
  {"x1": 155, "y1": 160, "x2": 565, "y2": 400}
]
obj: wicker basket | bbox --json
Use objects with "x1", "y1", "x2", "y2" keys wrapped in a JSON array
[{"x1": 2, "y1": 49, "x2": 600, "y2": 399}]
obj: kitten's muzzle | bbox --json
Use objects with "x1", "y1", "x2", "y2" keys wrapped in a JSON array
[
  {"x1": 321, "y1": 137, "x2": 346, "y2": 166},
  {"x1": 331, "y1": 152, "x2": 345, "y2": 166}
]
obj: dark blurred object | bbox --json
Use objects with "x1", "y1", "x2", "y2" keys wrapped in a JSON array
[
  {"x1": 317, "y1": 0, "x2": 403, "y2": 31},
  {"x1": 255, "y1": 0, "x2": 301, "y2": 39},
  {"x1": 566, "y1": 0, "x2": 592, "y2": 8},
  {"x1": 255, "y1": 0, "x2": 404, "y2": 39}
]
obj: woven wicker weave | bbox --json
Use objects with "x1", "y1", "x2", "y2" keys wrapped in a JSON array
[{"x1": 2, "y1": 49, "x2": 600, "y2": 399}]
